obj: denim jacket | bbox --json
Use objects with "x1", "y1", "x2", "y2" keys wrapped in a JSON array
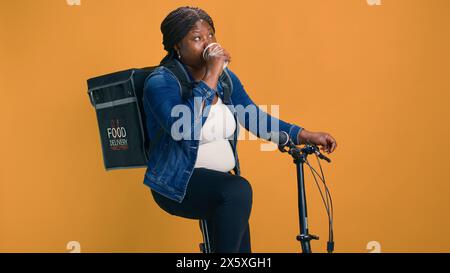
[{"x1": 142, "y1": 60, "x2": 303, "y2": 203}]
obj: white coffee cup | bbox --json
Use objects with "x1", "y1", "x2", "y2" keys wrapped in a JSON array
[{"x1": 202, "y1": 42, "x2": 228, "y2": 69}]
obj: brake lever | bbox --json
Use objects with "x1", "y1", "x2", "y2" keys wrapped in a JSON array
[{"x1": 306, "y1": 141, "x2": 332, "y2": 163}]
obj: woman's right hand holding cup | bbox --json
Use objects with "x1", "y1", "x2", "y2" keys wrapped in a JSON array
[{"x1": 203, "y1": 43, "x2": 231, "y2": 76}]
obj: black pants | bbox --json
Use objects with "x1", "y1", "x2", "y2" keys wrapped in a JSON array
[{"x1": 150, "y1": 167, "x2": 253, "y2": 253}]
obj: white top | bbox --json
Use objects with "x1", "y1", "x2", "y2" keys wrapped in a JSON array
[{"x1": 194, "y1": 95, "x2": 236, "y2": 172}]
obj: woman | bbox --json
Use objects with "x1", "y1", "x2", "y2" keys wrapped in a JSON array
[{"x1": 143, "y1": 6, "x2": 337, "y2": 253}]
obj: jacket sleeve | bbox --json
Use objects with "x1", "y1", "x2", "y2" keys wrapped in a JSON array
[
  {"x1": 143, "y1": 67, "x2": 216, "y2": 141},
  {"x1": 227, "y1": 68, "x2": 304, "y2": 145}
]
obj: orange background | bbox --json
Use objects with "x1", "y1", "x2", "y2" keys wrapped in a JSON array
[{"x1": 1, "y1": 0, "x2": 450, "y2": 253}]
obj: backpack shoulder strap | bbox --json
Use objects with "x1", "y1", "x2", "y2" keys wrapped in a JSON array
[
  {"x1": 161, "y1": 58, "x2": 194, "y2": 101},
  {"x1": 220, "y1": 68, "x2": 233, "y2": 104}
]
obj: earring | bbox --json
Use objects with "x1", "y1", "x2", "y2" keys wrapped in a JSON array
[{"x1": 177, "y1": 51, "x2": 181, "y2": 59}]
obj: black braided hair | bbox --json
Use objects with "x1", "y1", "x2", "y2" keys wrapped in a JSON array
[{"x1": 160, "y1": 6, "x2": 215, "y2": 65}]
